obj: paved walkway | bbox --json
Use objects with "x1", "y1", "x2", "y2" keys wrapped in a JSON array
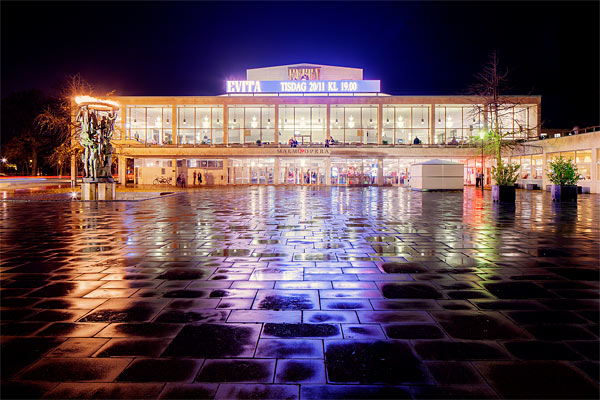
[{"x1": 1, "y1": 187, "x2": 598, "y2": 399}]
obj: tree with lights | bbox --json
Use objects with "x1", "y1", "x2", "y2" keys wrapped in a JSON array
[
  {"x1": 35, "y1": 74, "x2": 117, "y2": 183},
  {"x1": 468, "y1": 51, "x2": 540, "y2": 200}
]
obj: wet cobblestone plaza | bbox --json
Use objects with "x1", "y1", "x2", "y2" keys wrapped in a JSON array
[{"x1": 1, "y1": 186, "x2": 599, "y2": 399}]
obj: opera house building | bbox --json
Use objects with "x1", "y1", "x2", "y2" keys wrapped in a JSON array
[{"x1": 101, "y1": 64, "x2": 599, "y2": 193}]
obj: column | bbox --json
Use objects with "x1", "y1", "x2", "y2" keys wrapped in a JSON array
[
  {"x1": 172, "y1": 105, "x2": 178, "y2": 145},
  {"x1": 274, "y1": 105, "x2": 279, "y2": 145},
  {"x1": 70, "y1": 155, "x2": 76, "y2": 187},
  {"x1": 223, "y1": 105, "x2": 228, "y2": 145},
  {"x1": 377, "y1": 158, "x2": 383, "y2": 185},
  {"x1": 542, "y1": 151, "x2": 549, "y2": 191},
  {"x1": 429, "y1": 103, "x2": 436, "y2": 145},
  {"x1": 172, "y1": 158, "x2": 177, "y2": 186},
  {"x1": 590, "y1": 146, "x2": 598, "y2": 194},
  {"x1": 274, "y1": 157, "x2": 280, "y2": 184},
  {"x1": 377, "y1": 104, "x2": 383, "y2": 145},
  {"x1": 325, "y1": 158, "x2": 331, "y2": 185},
  {"x1": 118, "y1": 155, "x2": 126, "y2": 185},
  {"x1": 326, "y1": 104, "x2": 331, "y2": 141}
]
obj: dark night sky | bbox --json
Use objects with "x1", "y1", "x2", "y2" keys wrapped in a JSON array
[{"x1": 2, "y1": 1, "x2": 599, "y2": 128}]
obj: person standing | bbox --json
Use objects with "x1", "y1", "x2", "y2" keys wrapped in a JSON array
[
  {"x1": 193, "y1": 171, "x2": 197, "y2": 185},
  {"x1": 198, "y1": 172, "x2": 202, "y2": 185}
]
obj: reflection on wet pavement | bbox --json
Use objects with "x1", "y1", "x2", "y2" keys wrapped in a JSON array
[{"x1": 1, "y1": 186, "x2": 598, "y2": 399}]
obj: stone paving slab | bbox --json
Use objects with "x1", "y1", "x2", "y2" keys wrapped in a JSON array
[{"x1": 1, "y1": 186, "x2": 599, "y2": 398}]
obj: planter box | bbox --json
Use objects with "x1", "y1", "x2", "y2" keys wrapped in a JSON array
[
  {"x1": 551, "y1": 185, "x2": 577, "y2": 202},
  {"x1": 492, "y1": 185, "x2": 516, "y2": 203}
]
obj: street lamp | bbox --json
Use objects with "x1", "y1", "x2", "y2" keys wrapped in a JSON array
[
  {"x1": 1, "y1": 157, "x2": 6, "y2": 174},
  {"x1": 479, "y1": 130, "x2": 485, "y2": 192}
]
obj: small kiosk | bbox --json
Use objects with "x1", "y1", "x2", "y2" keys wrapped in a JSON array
[{"x1": 409, "y1": 159, "x2": 464, "y2": 191}]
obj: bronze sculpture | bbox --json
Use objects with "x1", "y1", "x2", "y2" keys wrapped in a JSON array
[{"x1": 75, "y1": 99, "x2": 118, "y2": 182}]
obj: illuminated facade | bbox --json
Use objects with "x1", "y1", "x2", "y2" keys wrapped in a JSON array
[{"x1": 100, "y1": 63, "x2": 600, "y2": 190}]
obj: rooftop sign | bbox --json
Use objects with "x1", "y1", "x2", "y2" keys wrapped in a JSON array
[
  {"x1": 226, "y1": 80, "x2": 380, "y2": 94},
  {"x1": 288, "y1": 67, "x2": 320, "y2": 80}
]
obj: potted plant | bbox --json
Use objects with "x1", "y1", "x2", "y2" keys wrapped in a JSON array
[
  {"x1": 491, "y1": 159, "x2": 520, "y2": 202},
  {"x1": 547, "y1": 156, "x2": 578, "y2": 202}
]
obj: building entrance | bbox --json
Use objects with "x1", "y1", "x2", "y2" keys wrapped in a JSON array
[
  {"x1": 331, "y1": 158, "x2": 379, "y2": 185},
  {"x1": 280, "y1": 158, "x2": 326, "y2": 185}
]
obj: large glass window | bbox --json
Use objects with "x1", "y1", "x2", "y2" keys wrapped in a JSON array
[
  {"x1": 488, "y1": 104, "x2": 538, "y2": 139},
  {"x1": 279, "y1": 105, "x2": 326, "y2": 145},
  {"x1": 383, "y1": 105, "x2": 429, "y2": 144},
  {"x1": 520, "y1": 156, "x2": 531, "y2": 179},
  {"x1": 126, "y1": 106, "x2": 172, "y2": 145},
  {"x1": 177, "y1": 106, "x2": 224, "y2": 145},
  {"x1": 532, "y1": 154, "x2": 543, "y2": 179},
  {"x1": 330, "y1": 105, "x2": 378, "y2": 145},
  {"x1": 227, "y1": 105, "x2": 275, "y2": 144},
  {"x1": 576, "y1": 150, "x2": 592, "y2": 180}
]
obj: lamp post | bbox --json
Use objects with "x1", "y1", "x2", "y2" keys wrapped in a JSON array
[
  {"x1": 1, "y1": 157, "x2": 6, "y2": 174},
  {"x1": 479, "y1": 130, "x2": 485, "y2": 192}
]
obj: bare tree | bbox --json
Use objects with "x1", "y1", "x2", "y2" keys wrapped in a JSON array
[
  {"x1": 35, "y1": 74, "x2": 116, "y2": 179},
  {"x1": 468, "y1": 51, "x2": 539, "y2": 166}
]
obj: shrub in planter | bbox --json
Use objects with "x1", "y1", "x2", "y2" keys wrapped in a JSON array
[
  {"x1": 491, "y1": 160, "x2": 519, "y2": 202},
  {"x1": 548, "y1": 156, "x2": 579, "y2": 202}
]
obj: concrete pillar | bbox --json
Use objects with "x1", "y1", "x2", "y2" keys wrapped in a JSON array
[
  {"x1": 377, "y1": 158, "x2": 383, "y2": 185},
  {"x1": 97, "y1": 182, "x2": 116, "y2": 200},
  {"x1": 172, "y1": 158, "x2": 177, "y2": 186},
  {"x1": 326, "y1": 104, "x2": 331, "y2": 141},
  {"x1": 81, "y1": 182, "x2": 97, "y2": 200},
  {"x1": 542, "y1": 151, "x2": 549, "y2": 191},
  {"x1": 274, "y1": 105, "x2": 279, "y2": 145},
  {"x1": 274, "y1": 157, "x2": 280, "y2": 184},
  {"x1": 70, "y1": 155, "x2": 76, "y2": 187},
  {"x1": 590, "y1": 146, "x2": 598, "y2": 193},
  {"x1": 118, "y1": 156, "x2": 126, "y2": 185},
  {"x1": 172, "y1": 105, "x2": 178, "y2": 145},
  {"x1": 377, "y1": 104, "x2": 383, "y2": 145},
  {"x1": 325, "y1": 158, "x2": 331, "y2": 185},
  {"x1": 429, "y1": 103, "x2": 436, "y2": 145},
  {"x1": 223, "y1": 105, "x2": 228, "y2": 145}
]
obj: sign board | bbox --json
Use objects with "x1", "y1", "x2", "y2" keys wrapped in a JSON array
[
  {"x1": 288, "y1": 67, "x2": 320, "y2": 81},
  {"x1": 226, "y1": 80, "x2": 380, "y2": 94},
  {"x1": 277, "y1": 148, "x2": 330, "y2": 154}
]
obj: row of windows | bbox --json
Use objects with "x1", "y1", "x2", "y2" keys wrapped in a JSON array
[
  {"x1": 509, "y1": 150, "x2": 595, "y2": 180},
  {"x1": 121, "y1": 104, "x2": 538, "y2": 145}
]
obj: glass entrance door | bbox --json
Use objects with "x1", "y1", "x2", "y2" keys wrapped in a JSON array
[{"x1": 279, "y1": 158, "x2": 326, "y2": 185}]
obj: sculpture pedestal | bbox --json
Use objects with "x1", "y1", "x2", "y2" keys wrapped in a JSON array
[{"x1": 82, "y1": 178, "x2": 116, "y2": 201}]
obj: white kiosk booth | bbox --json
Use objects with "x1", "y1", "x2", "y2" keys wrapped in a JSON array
[{"x1": 410, "y1": 159, "x2": 464, "y2": 191}]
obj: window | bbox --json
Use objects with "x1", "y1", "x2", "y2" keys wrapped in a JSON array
[
  {"x1": 279, "y1": 105, "x2": 326, "y2": 145},
  {"x1": 186, "y1": 159, "x2": 223, "y2": 168},
  {"x1": 532, "y1": 154, "x2": 543, "y2": 179},
  {"x1": 228, "y1": 105, "x2": 275, "y2": 144},
  {"x1": 177, "y1": 106, "x2": 223, "y2": 145},
  {"x1": 126, "y1": 106, "x2": 172, "y2": 144},
  {"x1": 575, "y1": 150, "x2": 592, "y2": 180},
  {"x1": 520, "y1": 156, "x2": 531, "y2": 179},
  {"x1": 383, "y1": 105, "x2": 429, "y2": 144}
]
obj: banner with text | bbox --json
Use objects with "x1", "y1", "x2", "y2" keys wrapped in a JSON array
[{"x1": 226, "y1": 80, "x2": 381, "y2": 94}]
